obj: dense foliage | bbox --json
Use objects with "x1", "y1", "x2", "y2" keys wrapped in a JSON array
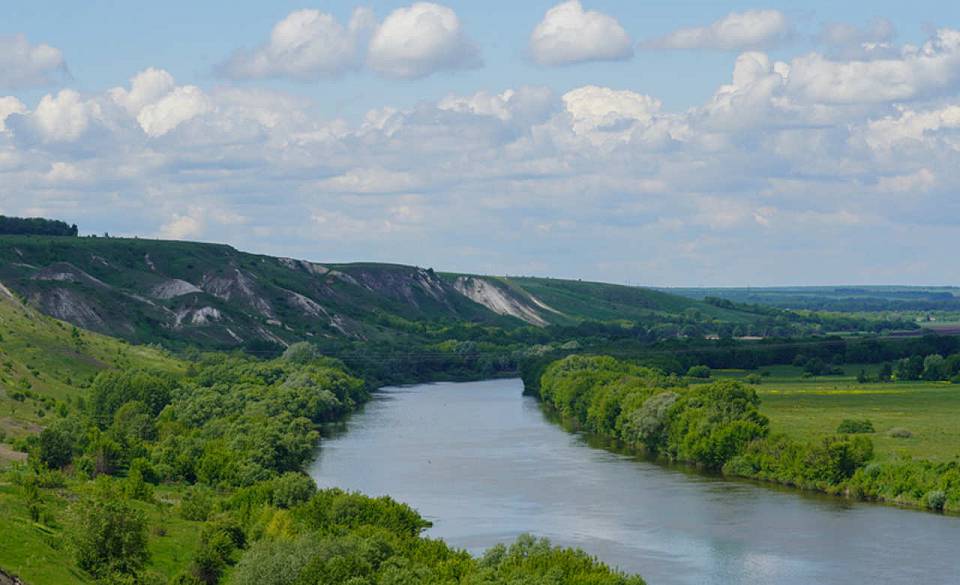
[
  {"x1": 537, "y1": 355, "x2": 960, "y2": 512},
  {"x1": 0, "y1": 215, "x2": 78, "y2": 237},
  {"x1": 226, "y1": 488, "x2": 644, "y2": 585},
  {"x1": 10, "y1": 345, "x2": 649, "y2": 585}
]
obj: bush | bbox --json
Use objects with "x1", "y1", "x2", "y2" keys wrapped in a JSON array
[
  {"x1": 836, "y1": 419, "x2": 874, "y2": 434},
  {"x1": 180, "y1": 486, "x2": 215, "y2": 521},
  {"x1": 686, "y1": 365, "x2": 710, "y2": 379},
  {"x1": 888, "y1": 427, "x2": 913, "y2": 439},
  {"x1": 271, "y1": 472, "x2": 317, "y2": 509},
  {"x1": 744, "y1": 374, "x2": 762, "y2": 385},
  {"x1": 924, "y1": 490, "x2": 947, "y2": 512},
  {"x1": 71, "y1": 484, "x2": 150, "y2": 579}
]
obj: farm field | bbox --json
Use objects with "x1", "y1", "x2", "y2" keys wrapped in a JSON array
[{"x1": 715, "y1": 365, "x2": 960, "y2": 462}]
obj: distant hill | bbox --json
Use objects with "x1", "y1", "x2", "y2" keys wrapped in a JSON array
[
  {"x1": 0, "y1": 235, "x2": 770, "y2": 350},
  {"x1": 663, "y1": 286, "x2": 960, "y2": 313}
]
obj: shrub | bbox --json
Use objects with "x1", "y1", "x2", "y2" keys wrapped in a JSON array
[
  {"x1": 836, "y1": 419, "x2": 874, "y2": 434},
  {"x1": 744, "y1": 374, "x2": 762, "y2": 385},
  {"x1": 888, "y1": 427, "x2": 913, "y2": 439},
  {"x1": 180, "y1": 486, "x2": 215, "y2": 521},
  {"x1": 271, "y1": 472, "x2": 317, "y2": 509},
  {"x1": 71, "y1": 484, "x2": 150, "y2": 579},
  {"x1": 686, "y1": 365, "x2": 710, "y2": 379},
  {"x1": 924, "y1": 490, "x2": 947, "y2": 512}
]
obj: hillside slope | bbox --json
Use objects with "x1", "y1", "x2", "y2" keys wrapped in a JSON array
[
  {"x1": 0, "y1": 284, "x2": 179, "y2": 452},
  {"x1": 0, "y1": 236, "x2": 766, "y2": 350}
]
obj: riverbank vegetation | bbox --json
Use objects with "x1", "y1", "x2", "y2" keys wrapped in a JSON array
[
  {"x1": 0, "y1": 341, "x2": 646, "y2": 585},
  {"x1": 533, "y1": 355, "x2": 960, "y2": 513}
]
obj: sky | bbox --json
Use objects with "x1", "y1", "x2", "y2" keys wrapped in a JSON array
[{"x1": 2, "y1": 1, "x2": 960, "y2": 286}]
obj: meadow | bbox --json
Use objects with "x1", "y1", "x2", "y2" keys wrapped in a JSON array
[{"x1": 714, "y1": 365, "x2": 960, "y2": 462}]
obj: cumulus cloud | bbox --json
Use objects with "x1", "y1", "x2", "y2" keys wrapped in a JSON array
[
  {"x1": 220, "y1": 8, "x2": 375, "y2": 80},
  {"x1": 0, "y1": 35, "x2": 67, "y2": 89},
  {"x1": 220, "y1": 3, "x2": 478, "y2": 81},
  {"x1": 6, "y1": 41, "x2": 960, "y2": 284},
  {"x1": 367, "y1": 3, "x2": 481, "y2": 79},
  {"x1": 864, "y1": 105, "x2": 960, "y2": 150},
  {"x1": 529, "y1": 0, "x2": 633, "y2": 66},
  {"x1": 108, "y1": 68, "x2": 176, "y2": 114},
  {"x1": 28, "y1": 90, "x2": 101, "y2": 143},
  {"x1": 785, "y1": 29, "x2": 960, "y2": 103},
  {"x1": 108, "y1": 68, "x2": 213, "y2": 137},
  {"x1": 561, "y1": 85, "x2": 663, "y2": 143},
  {"x1": 646, "y1": 10, "x2": 790, "y2": 50}
]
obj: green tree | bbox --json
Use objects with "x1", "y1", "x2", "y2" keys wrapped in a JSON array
[
  {"x1": 72, "y1": 484, "x2": 150, "y2": 579},
  {"x1": 37, "y1": 425, "x2": 74, "y2": 469}
]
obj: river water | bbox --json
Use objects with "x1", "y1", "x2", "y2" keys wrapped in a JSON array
[{"x1": 308, "y1": 379, "x2": 960, "y2": 585}]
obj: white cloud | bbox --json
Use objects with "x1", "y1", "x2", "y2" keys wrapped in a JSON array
[
  {"x1": 786, "y1": 29, "x2": 960, "y2": 103},
  {"x1": 529, "y1": 1, "x2": 633, "y2": 66},
  {"x1": 437, "y1": 86, "x2": 555, "y2": 124},
  {"x1": 865, "y1": 105, "x2": 960, "y2": 150},
  {"x1": 367, "y1": 3, "x2": 480, "y2": 79},
  {"x1": 107, "y1": 68, "x2": 212, "y2": 137},
  {"x1": 220, "y1": 8, "x2": 375, "y2": 80},
  {"x1": 108, "y1": 68, "x2": 176, "y2": 115},
  {"x1": 646, "y1": 10, "x2": 790, "y2": 50},
  {"x1": 137, "y1": 86, "x2": 212, "y2": 138},
  {"x1": 0, "y1": 97, "x2": 27, "y2": 131},
  {"x1": 0, "y1": 35, "x2": 66, "y2": 89},
  {"x1": 6, "y1": 46, "x2": 960, "y2": 285},
  {"x1": 160, "y1": 209, "x2": 205, "y2": 240},
  {"x1": 30, "y1": 90, "x2": 101, "y2": 142}
]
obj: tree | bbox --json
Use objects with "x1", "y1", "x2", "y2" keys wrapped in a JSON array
[
  {"x1": 856, "y1": 369, "x2": 869, "y2": 384},
  {"x1": 878, "y1": 362, "x2": 893, "y2": 383},
  {"x1": 281, "y1": 342, "x2": 321, "y2": 365},
  {"x1": 686, "y1": 365, "x2": 711, "y2": 379},
  {"x1": 72, "y1": 483, "x2": 150, "y2": 579},
  {"x1": 38, "y1": 425, "x2": 74, "y2": 469},
  {"x1": 894, "y1": 355, "x2": 924, "y2": 381},
  {"x1": 922, "y1": 354, "x2": 945, "y2": 381}
]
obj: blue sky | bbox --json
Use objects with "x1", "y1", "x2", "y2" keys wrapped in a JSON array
[{"x1": 3, "y1": 1, "x2": 960, "y2": 285}]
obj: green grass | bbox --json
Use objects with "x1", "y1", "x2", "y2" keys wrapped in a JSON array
[
  {"x1": 714, "y1": 365, "x2": 960, "y2": 462},
  {"x1": 0, "y1": 479, "x2": 203, "y2": 584},
  {"x1": 0, "y1": 292, "x2": 181, "y2": 446}
]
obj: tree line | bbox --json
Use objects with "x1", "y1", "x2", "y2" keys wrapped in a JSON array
[{"x1": 0, "y1": 215, "x2": 78, "y2": 237}]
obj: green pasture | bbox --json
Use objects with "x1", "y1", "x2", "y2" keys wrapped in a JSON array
[{"x1": 714, "y1": 365, "x2": 960, "y2": 461}]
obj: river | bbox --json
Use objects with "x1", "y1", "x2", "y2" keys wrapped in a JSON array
[{"x1": 308, "y1": 379, "x2": 960, "y2": 585}]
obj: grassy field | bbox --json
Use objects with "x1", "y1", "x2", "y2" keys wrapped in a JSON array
[
  {"x1": 0, "y1": 479, "x2": 202, "y2": 584},
  {"x1": 714, "y1": 365, "x2": 960, "y2": 462}
]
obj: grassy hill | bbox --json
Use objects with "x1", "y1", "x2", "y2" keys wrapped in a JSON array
[
  {"x1": 0, "y1": 285, "x2": 179, "y2": 456},
  {"x1": 0, "y1": 235, "x2": 772, "y2": 351}
]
